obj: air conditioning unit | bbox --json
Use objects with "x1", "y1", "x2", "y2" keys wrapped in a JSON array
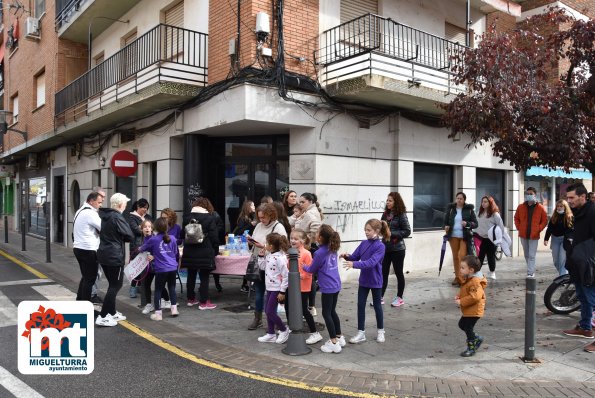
[
  {"x1": 26, "y1": 153, "x2": 38, "y2": 169},
  {"x1": 25, "y1": 17, "x2": 40, "y2": 39}
]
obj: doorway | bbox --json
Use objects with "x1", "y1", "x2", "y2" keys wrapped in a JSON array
[{"x1": 53, "y1": 175, "x2": 65, "y2": 242}]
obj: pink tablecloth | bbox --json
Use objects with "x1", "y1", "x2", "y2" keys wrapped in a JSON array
[{"x1": 212, "y1": 255, "x2": 250, "y2": 275}]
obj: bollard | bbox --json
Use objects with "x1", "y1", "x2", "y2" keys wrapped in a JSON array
[
  {"x1": 21, "y1": 216, "x2": 26, "y2": 251},
  {"x1": 522, "y1": 276, "x2": 539, "y2": 362},
  {"x1": 282, "y1": 247, "x2": 311, "y2": 356},
  {"x1": 45, "y1": 218, "x2": 51, "y2": 263},
  {"x1": 4, "y1": 215, "x2": 8, "y2": 243}
]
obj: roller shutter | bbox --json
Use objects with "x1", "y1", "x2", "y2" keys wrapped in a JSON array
[
  {"x1": 341, "y1": 0, "x2": 378, "y2": 23},
  {"x1": 165, "y1": 1, "x2": 184, "y2": 27}
]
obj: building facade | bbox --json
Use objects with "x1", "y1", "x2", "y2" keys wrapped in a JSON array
[{"x1": 1, "y1": 0, "x2": 591, "y2": 276}]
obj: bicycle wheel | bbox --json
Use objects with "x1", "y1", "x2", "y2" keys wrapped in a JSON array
[{"x1": 544, "y1": 279, "x2": 580, "y2": 314}]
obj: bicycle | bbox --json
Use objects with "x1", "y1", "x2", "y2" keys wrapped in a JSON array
[{"x1": 543, "y1": 274, "x2": 580, "y2": 314}]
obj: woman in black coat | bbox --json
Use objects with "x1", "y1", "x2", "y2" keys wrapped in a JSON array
[
  {"x1": 96, "y1": 193, "x2": 135, "y2": 327},
  {"x1": 127, "y1": 198, "x2": 152, "y2": 298},
  {"x1": 182, "y1": 197, "x2": 219, "y2": 310}
]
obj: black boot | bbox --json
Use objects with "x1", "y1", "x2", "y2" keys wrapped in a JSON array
[
  {"x1": 473, "y1": 335, "x2": 484, "y2": 350},
  {"x1": 460, "y1": 340, "x2": 476, "y2": 357}
]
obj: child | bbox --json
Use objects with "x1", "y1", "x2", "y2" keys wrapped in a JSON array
[
  {"x1": 341, "y1": 219, "x2": 389, "y2": 344},
  {"x1": 140, "y1": 217, "x2": 180, "y2": 320},
  {"x1": 257, "y1": 233, "x2": 291, "y2": 344},
  {"x1": 290, "y1": 229, "x2": 322, "y2": 345},
  {"x1": 303, "y1": 224, "x2": 344, "y2": 353},
  {"x1": 455, "y1": 255, "x2": 487, "y2": 357}
]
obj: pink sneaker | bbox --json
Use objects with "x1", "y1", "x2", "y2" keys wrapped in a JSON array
[
  {"x1": 391, "y1": 297, "x2": 404, "y2": 307},
  {"x1": 198, "y1": 300, "x2": 217, "y2": 310},
  {"x1": 187, "y1": 298, "x2": 199, "y2": 307}
]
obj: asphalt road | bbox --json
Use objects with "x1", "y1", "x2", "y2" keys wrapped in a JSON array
[{"x1": 0, "y1": 256, "x2": 343, "y2": 398}]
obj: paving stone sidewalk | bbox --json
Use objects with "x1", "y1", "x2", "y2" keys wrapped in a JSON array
[{"x1": 1, "y1": 231, "x2": 594, "y2": 397}]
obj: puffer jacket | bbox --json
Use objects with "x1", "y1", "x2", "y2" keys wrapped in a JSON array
[
  {"x1": 293, "y1": 204, "x2": 322, "y2": 242},
  {"x1": 381, "y1": 211, "x2": 411, "y2": 252},
  {"x1": 459, "y1": 272, "x2": 487, "y2": 317},
  {"x1": 443, "y1": 203, "x2": 478, "y2": 243},
  {"x1": 97, "y1": 208, "x2": 135, "y2": 267},
  {"x1": 181, "y1": 207, "x2": 218, "y2": 270},
  {"x1": 565, "y1": 201, "x2": 595, "y2": 285}
]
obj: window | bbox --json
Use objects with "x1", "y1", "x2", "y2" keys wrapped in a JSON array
[
  {"x1": 94, "y1": 52, "x2": 104, "y2": 66},
  {"x1": 445, "y1": 22, "x2": 473, "y2": 47},
  {"x1": 476, "y1": 169, "x2": 506, "y2": 222},
  {"x1": 34, "y1": 0, "x2": 45, "y2": 17},
  {"x1": 35, "y1": 70, "x2": 45, "y2": 108},
  {"x1": 28, "y1": 177, "x2": 47, "y2": 236},
  {"x1": 120, "y1": 29, "x2": 138, "y2": 79},
  {"x1": 341, "y1": 0, "x2": 378, "y2": 23},
  {"x1": 413, "y1": 163, "x2": 453, "y2": 230},
  {"x1": 11, "y1": 94, "x2": 18, "y2": 124}
]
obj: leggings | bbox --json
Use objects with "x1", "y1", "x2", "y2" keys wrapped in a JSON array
[
  {"x1": 478, "y1": 237, "x2": 496, "y2": 272},
  {"x1": 141, "y1": 271, "x2": 170, "y2": 306},
  {"x1": 458, "y1": 316, "x2": 480, "y2": 341},
  {"x1": 285, "y1": 291, "x2": 316, "y2": 333},
  {"x1": 154, "y1": 271, "x2": 177, "y2": 311},
  {"x1": 381, "y1": 250, "x2": 406, "y2": 298},
  {"x1": 265, "y1": 291, "x2": 287, "y2": 334},
  {"x1": 321, "y1": 292, "x2": 341, "y2": 339},
  {"x1": 357, "y1": 287, "x2": 383, "y2": 330},
  {"x1": 187, "y1": 269, "x2": 211, "y2": 304},
  {"x1": 308, "y1": 275, "x2": 317, "y2": 308},
  {"x1": 99, "y1": 265, "x2": 124, "y2": 318}
]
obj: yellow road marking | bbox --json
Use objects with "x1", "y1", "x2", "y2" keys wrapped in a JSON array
[
  {"x1": 119, "y1": 321, "x2": 394, "y2": 397},
  {"x1": 0, "y1": 250, "x2": 48, "y2": 279}
]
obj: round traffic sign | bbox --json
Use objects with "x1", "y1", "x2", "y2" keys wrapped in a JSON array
[{"x1": 110, "y1": 150, "x2": 137, "y2": 178}]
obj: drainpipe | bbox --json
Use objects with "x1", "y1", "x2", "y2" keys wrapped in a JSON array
[{"x1": 466, "y1": 0, "x2": 471, "y2": 47}]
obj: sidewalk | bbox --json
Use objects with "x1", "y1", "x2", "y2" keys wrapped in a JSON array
[{"x1": 1, "y1": 230, "x2": 594, "y2": 397}]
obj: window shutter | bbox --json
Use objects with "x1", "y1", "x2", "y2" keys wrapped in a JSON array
[
  {"x1": 445, "y1": 22, "x2": 467, "y2": 45},
  {"x1": 36, "y1": 72, "x2": 45, "y2": 108},
  {"x1": 165, "y1": 1, "x2": 184, "y2": 27},
  {"x1": 341, "y1": 0, "x2": 378, "y2": 23}
]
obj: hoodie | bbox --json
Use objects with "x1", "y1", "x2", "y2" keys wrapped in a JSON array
[
  {"x1": 458, "y1": 271, "x2": 487, "y2": 317},
  {"x1": 258, "y1": 251, "x2": 289, "y2": 292},
  {"x1": 303, "y1": 244, "x2": 341, "y2": 294},
  {"x1": 140, "y1": 233, "x2": 179, "y2": 273},
  {"x1": 345, "y1": 238, "x2": 385, "y2": 289}
]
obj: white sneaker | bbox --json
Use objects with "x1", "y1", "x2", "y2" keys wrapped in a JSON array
[
  {"x1": 161, "y1": 300, "x2": 171, "y2": 309},
  {"x1": 277, "y1": 304, "x2": 285, "y2": 313},
  {"x1": 308, "y1": 306, "x2": 317, "y2": 316},
  {"x1": 306, "y1": 332, "x2": 323, "y2": 345},
  {"x1": 276, "y1": 328, "x2": 291, "y2": 344},
  {"x1": 349, "y1": 330, "x2": 366, "y2": 344},
  {"x1": 527, "y1": 273, "x2": 535, "y2": 278},
  {"x1": 258, "y1": 333, "x2": 277, "y2": 343},
  {"x1": 110, "y1": 311, "x2": 126, "y2": 322},
  {"x1": 142, "y1": 304, "x2": 155, "y2": 315},
  {"x1": 377, "y1": 329, "x2": 385, "y2": 343},
  {"x1": 95, "y1": 315, "x2": 117, "y2": 327},
  {"x1": 488, "y1": 271, "x2": 497, "y2": 280},
  {"x1": 337, "y1": 335, "x2": 346, "y2": 347},
  {"x1": 320, "y1": 340, "x2": 342, "y2": 353}
]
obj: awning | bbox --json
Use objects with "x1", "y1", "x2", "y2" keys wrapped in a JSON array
[{"x1": 526, "y1": 166, "x2": 592, "y2": 179}]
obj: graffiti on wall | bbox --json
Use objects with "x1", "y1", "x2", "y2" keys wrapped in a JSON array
[{"x1": 323, "y1": 199, "x2": 386, "y2": 213}]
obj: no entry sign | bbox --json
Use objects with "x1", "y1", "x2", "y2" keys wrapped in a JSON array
[{"x1": 110, "y1": 150, "x2": 137, "y2": 178}]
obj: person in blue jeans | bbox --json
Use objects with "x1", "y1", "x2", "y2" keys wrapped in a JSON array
[
  {"x1": 544, "y1": 199, "x2": 573, "y2": 276},
  {"x1": 341, "y1": 219, "x2": 389, "y2": 344}
]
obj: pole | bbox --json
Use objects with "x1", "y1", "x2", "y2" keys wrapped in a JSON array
[
  {"x1": 465, "y1": 0, "x2": 471, "y2": 47},
  {"x1": 45, "y1": 217, "x2": 51, "y2": 263},
  {"x1": 282, "y1": 248, "x2": 311, "y2": 356},
  {"x1": 522, "y1": 276, "x2": 538, "y2": 362},
  {"x1": 20, "y1": 215, "x2": 26, "y2": 251},
  {"x1": 4, "y1": 215, "x2": 8, "y2": 243}
]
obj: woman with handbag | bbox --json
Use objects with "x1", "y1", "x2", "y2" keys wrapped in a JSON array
[
  {"x1": 182, "y1": 196, "x2": 219, "y2": 310},
  {"x1": 443, "y1": 192, "x2": 478, "y2": 287},
  {"x1": 246, "y1": 203, "x2": 287, "y2": 330},
  {"x1": 476, "y1": 196, "x2": 505, "y2": 280}
]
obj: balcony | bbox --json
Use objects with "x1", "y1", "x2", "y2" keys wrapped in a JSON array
[
  {"x1": 56, "y1": 0, "x2": 142, "y2": 42},
  {"x1": 316, "y1": 14, "x2": 466, "y2": 115},
  {"x1": 55, "y1": 24, "x2": 207, "y2": 135}
]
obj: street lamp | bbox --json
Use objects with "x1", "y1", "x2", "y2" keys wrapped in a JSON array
[
  {"x1": 0, "y1": 110, "x2": 27, "y2": 141},
  {"x1": 88, "y1": 16, "x2": 130, "y2": 69}
]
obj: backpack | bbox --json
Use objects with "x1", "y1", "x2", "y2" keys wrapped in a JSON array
[{"x1": 185, "y1": 219, "x2": 204, "y2": 244}]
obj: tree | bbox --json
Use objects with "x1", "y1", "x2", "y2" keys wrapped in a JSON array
[{"x1": 442, "y1": 8, "x2": 595, "y2": 188}]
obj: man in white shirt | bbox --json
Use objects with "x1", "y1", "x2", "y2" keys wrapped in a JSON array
[{"x1": 74, "y1": 192, "x2": 103, "y2": 301}]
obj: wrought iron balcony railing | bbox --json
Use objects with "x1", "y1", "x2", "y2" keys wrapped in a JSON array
[{"x1": 55, "y1": 24, "x2": 208, "y2": 121}]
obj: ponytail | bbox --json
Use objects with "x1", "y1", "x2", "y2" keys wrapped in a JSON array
[
  {"x1": 318, "y1": 224, "x2": 341, "y2": 252},
  {"x1": 154, "y1": 217, "x2": 171, "y2": 243},
  {"x1": 366, "y1": 219, "x2": 390, "y2": 242},
  {"x1": 380, "y1": 220, "x2": 390, "y2": 242}
]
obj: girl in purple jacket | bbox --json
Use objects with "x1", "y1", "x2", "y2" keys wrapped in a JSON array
[
  {"x1": 341, "y1": 219, "x2": 389, "y2": 344},
  {"x1": 303, "y1": 224, "x2": 344, "y2": 354},
  {"x1": 140, "y1": 217, "x2": 180, "y2": 320}
]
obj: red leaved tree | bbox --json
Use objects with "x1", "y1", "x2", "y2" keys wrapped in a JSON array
[{"x1": 442, "y1": 8, "x2": 595, "y2": 188}]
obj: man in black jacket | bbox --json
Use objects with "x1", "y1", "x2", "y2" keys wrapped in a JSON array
[{"x1": 561, "y1": 183, "x2": 595, "y2": 353}]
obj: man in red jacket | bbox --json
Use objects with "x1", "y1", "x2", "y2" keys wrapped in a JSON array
[{"x1": 514, "y1": 187, "x2": 548, "y2": 277}]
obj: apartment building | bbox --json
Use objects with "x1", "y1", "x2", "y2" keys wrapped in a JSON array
[{"x1": 0, "y1": 0, "x2": 590, "y2": 273}]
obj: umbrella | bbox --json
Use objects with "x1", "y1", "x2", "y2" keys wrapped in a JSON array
[{"x1": 438, "y1": 234, "x2": 448, "y2": 276}]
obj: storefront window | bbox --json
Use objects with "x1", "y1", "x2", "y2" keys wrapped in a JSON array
[
  {"x1": 476, "y1": 169, "x2": 505, "y2": 224},
  {"x1": 28, "y1": 177, "x2": 47, "y2": 236},
  {"x1": 413, "y1": 164, "x2": 452, "y2": 230}
]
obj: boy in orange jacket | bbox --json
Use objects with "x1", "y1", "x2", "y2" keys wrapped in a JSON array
[{"x1": 455, "y1": 255, "x2": 487, "y2": 357}]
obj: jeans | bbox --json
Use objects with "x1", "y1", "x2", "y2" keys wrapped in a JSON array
[
  {"x1": 575, "y1": 283, "x2": 595, "y2": 331},
  {"x1": 154, "y1": 271, "x2": 177, "y2": 311},
  {"x1": 99, "y1": 265, "x2": 124, "y2": 318},
  {"x1": 253, "y1": 278, "x2": 265, "y2": 313},
  {"x1": 382, "y1": 250, "x2": 406, "y2": 298},
  {"x1": 357, "y1": 286, "x2": 383, "y2": 331},
  {"x1": 550, "y1": 235, "x2": 568, "y2": 276},
  {"x1": 449, "y1": 237, "x2": 467, "y2": 284},
  {"x1": 141, "y1": 271, "x2": 170, "y2": 306},
  {"x1": 520, "y1": 238, "x2": 539, "y2": 275},
  {"x1": 265, "y1": 291, "x2": 287, "y2": 334},
  {"x1": 187, "y1": 269, "x2": 211, "y2": 304},
  {"x1": 458, "y1": 316, "x2": 480, "y2": 341},
  {"x1": 74, "y1": 248, "x2": 98, "y2": 302},
  {"x1": 478, "y1": 237, "x2": 496, "y2": 272},
  {"x1": 321, "y1": 292, "x2": 341, "y2": 339}
]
